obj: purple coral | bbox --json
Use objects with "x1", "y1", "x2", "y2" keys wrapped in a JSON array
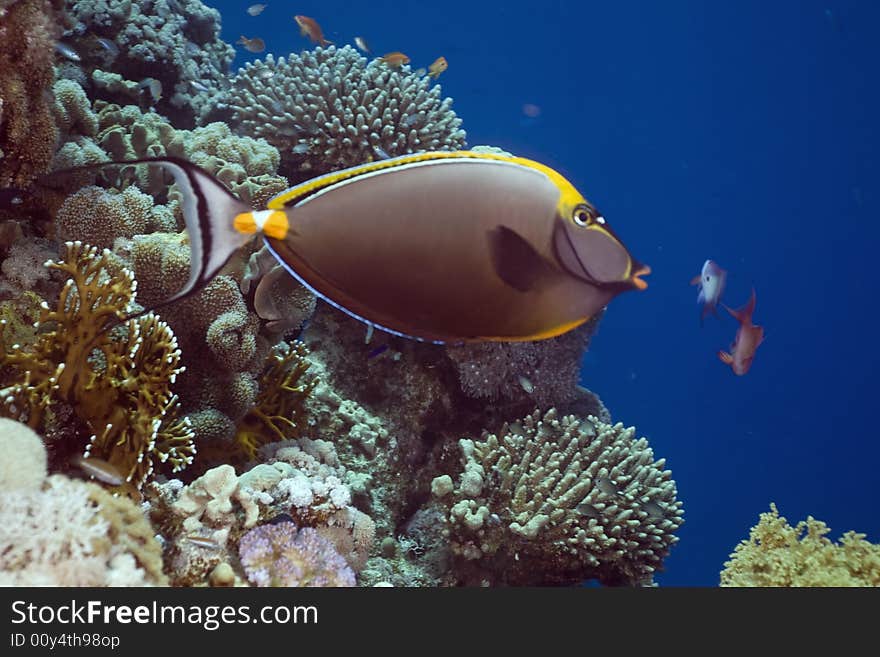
[{"x1": 238, "y1": 522, "x2": 355, "y2": 587}]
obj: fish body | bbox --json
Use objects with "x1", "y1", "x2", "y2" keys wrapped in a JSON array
[
  {"x1": 428, "y1": 56, "x2": 448, "y2": 79},
  {"x1": 718, "y1": 289, "x2": 764, "y2": 375},
  {"x1": 354, "y1": 36, "x2": 371, "y2": 53},
  {"x1": 378, "y1": 52, "x2": 410, "y2": 68},
  {"x1": 247, "y1": 3, "x2": 267, "y2": 16},
  {"x1": 236, "y1": 35, "x2": 266, "y2": 53},
  {"x1": 53, "y1": 152, "x2": 648, "y2": 344},
  {"x1": 54, "y1": 42, "x2": 80, "y2": 62},
  {"x1": 138, "y1": 77, "x2": 163, "y2": 102},
  {"x1": 72, "y1": 455, "x2": 125, "y2": 486},
  {"x1": 295, "y1": 15, "x2": 332, "y2": 46},
  {"x1": 690, "y1": 259, "x2": 726, "y2": 322}
]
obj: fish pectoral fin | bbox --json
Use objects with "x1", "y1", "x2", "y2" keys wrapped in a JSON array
[
  {"x1": 718, "y1": 350, "x2": 733, "y2": 365},
  {"x1": 690, "y1": 275, "x2": 701, "y2": 286},
  {"x1": 488, "y1": 225, "x2": 559, "y2": 293}
]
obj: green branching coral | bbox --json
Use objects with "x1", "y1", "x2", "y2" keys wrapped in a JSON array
[
  {"x1": 721, "y1": 503, "x2": 880, "y2": 586},
  {"x1": 233, "y1": 342, "x2": 317, "y2": 460},
  {"x1": 0, "y1": 241, "x2": 194, "y2": 489}
]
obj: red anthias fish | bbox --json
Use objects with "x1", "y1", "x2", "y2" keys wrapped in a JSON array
[{"x1": 718, "y1": 289, "x2": 764, "y2": 375}]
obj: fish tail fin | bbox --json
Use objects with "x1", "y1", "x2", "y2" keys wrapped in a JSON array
[
  {"x1": 718, "y1": 350, "x2": 733, "y2": 365},
  {"x1": 44, "y1": 156, "x2": 255, "y2": 316},
  {"x1": 724, "y1": 288, "x2": 756, "y2": 324}
]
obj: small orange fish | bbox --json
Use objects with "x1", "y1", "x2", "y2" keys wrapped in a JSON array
[
  {"x1": 378, "y1": 52, "x2": 410, "y2": 68},
  {"x1": 718, "y1": 289, "x2": 765, "y2": 375},
  {"x1": 295, "y1": 15, "x2": 332, "y2": 46},
  {"x1": 428, "y1": 56, "x2": 448, "y2": 79},
  {"x1": 236, "y1": 35, "x2": 266, "y2": 53}
]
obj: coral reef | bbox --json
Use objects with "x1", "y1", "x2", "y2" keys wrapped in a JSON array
[
  {"x1": 437, "y1": 408, "x2": 684, "y2": 586},
  {"x1": 147, "y1": 438, "x2": 375, "y2": 586},
  {"x1": 446, "y1": 311, "x2": 605, "y2": 408},
  {"x1": 721, "y1": 503, "x2": 880, "y2": 586},
  {"x1": 0, "y1": 418, "x2": 167, "y2": 585},
  {"x1": 0, "y1": 241, "x2": 194, "y2": 488},
  {"x1": 0, "y1": 0, "x2": 61, "y2": 187},
  {"x1": 220, "y1": 46, "x2": 467, "y2": 177},
  {"x1": 238, "y1": 522, "x2": 355, "y2": 587},
  {"x1": 63, "y1": 0, "x2": 234, "y2": 127}
]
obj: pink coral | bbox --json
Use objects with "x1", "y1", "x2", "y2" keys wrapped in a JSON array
[{"x1": 238, "y1": 521, "x2": 355, "y2": 587}]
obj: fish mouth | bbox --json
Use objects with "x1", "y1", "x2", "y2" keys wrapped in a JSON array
[{"x1": 630, "y1": 262, "x2": 651, "y2": 290}]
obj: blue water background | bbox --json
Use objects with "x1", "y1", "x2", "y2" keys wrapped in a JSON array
[{"x1": 212, "y1": 0, "x2": 880, "y2": 585}]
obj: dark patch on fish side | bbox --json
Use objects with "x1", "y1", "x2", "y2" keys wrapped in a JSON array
[{"x1": 487, "y1": 225, "x2": 558, "y2": 293}]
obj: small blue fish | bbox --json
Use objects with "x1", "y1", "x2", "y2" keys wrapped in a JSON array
[
  {"x1": 367, "y1": 344, "x2": 389, "y2": 359},
  {"x1": 690, "y1": 259, "x2": 727, "y2": 324}
]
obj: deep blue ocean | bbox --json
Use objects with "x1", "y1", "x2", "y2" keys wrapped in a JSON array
[{"x1": 213, "y1": 0, "x2": 879, "y2": 586}]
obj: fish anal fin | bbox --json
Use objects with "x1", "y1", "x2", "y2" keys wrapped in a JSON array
[{"x1": 488, "y1": 225, "x2": 558, "y2": 293}]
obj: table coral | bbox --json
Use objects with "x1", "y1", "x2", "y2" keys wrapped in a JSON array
[
  {"x1": 721, "y1": 503, "x2": 880, "y2": 586},
  {"x1": 0, "y1": 241, "x2": 194, "y2": 489},
  {"x1": 438, "y1": 408, "x2": 684, "y2": 586}
]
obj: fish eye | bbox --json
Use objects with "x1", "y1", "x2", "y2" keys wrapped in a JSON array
[{"x1": 572, "y1": 206, "x2": 594, "y2": 227}]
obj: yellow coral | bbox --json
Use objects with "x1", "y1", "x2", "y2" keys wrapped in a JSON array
[
  {"x1": 721, "y1": 503, "x2": 880, "y2": 586},
  {"x1": 233, "y1": 342, "x2": 316, "y2": 460},
  {"x1": 0, "y1": 241, "x2": 195, "y2": 489}
]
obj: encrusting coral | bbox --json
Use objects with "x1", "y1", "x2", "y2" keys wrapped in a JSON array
[
  {"x1": 238, "y1": 521, "x2": 355, "y2": 587},
  {"x1": 221, "y1": 46, "x2": 467, "y2": 177},
  {"x1": 436, "y1": 408, "x2": 684, "y2": 586},
  {"x1": 720, "y1": 503, "x2": 880, "y2": 586},
  {"x1": 0, "y1": 241, "x2": 194, "y2": 489}
]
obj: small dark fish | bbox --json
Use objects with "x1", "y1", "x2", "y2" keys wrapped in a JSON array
[
  {"x1": 642, "y1": 500, "x2": 665, "y2": 520},
  {"x1": 267, "y1": 513, "x2": 295, "y2": 525},
  {"x1": 372, "y1": 145, "x2": 390, "y2": 160},
  {"x1": 236, "y1": 35, "x2": 266, "y2": 54},
  {"x1": 94, "y1": 37, "x2": 119, "y2": 57},
  {"x1": 594, "y1": 476, "x2": 620, "y2": 497},
  {"x1": 367, "y1": 344, "x2": 389, "y2": 359},
  {"x1": 189, "y1": 80, "x2": 210, "y2": 93},
  {"x1": 54, "y1": 42, "x2": 80, "y2": 62},
  {"x1": 255, "y1": 68, "x2": 275, "y2": 80},
  {"x1": 518, "y1": 375, "x2": 534, "y2": 393},
  {"x1": 0, "y1": 187, "x2": 26, "y2": 209},
  {"x1": 575, "y1": 502, "x2": 601, "y2": 518}
]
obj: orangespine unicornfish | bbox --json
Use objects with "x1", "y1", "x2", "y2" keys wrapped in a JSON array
[{"x1": 47, "y1": 152, "x2": 649, "y2": 343}]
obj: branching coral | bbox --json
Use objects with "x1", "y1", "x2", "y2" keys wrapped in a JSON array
[
  {"x1": 0, "y1": 241, "x2": 194, "y2": 489},
  {"x1": 233, "y1": 341, "x2": 317, "y2": 460},
  {"x1": 222, "y1": 46, "x2": 466, "y2": 176},
  {"x1": 721, "y1": 503, "x2": 880, "y2": 586},
  {"x1": 438, "y1": 408, "x2": 684, "y2": 586},
  {"x1": 238, "y1": 521, "x2": 355, "y2": 587}
]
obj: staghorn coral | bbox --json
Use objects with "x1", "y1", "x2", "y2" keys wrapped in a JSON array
[
  {"x1": 0, "y1": 0, "x2": 61, "y2": 188},
  {"x1": 238, "y1": 522, "x2": 355, "y2": 587},
  {"x1": 721, "y1": 503, "x2": 880, "y2": 587},
  {"x1": 446, "y1": 311, "x2": 605, "y2": 408},
  {"x1": 0, "y1": 241, "x2": 195, "y2": 489},
  {"x1": 222, "y1": 46, "x2": 466, "y2": 177},
  {"x1": 64, "y1": 0, "x2": 234, "y2": 127},
  {"x1": 438, "y1": 408, "x2": 684, "y2": 586},
  {"x1": 0, "y1": 421, "x2": 166, "y2": 585}
]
